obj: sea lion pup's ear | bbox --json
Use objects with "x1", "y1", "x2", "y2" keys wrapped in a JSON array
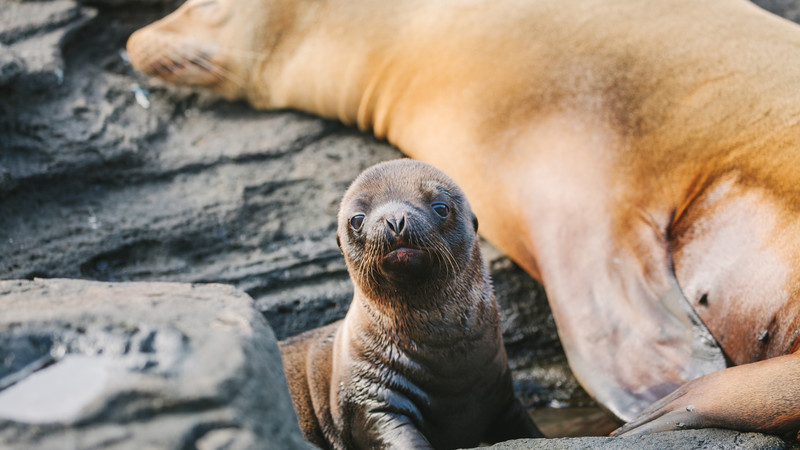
[
  {"x1": 336, "y1": 234, "x2": 343, "y2": 254},
  {"x1": 472, "y1": 213, "x2": 479, "y2": 232}
]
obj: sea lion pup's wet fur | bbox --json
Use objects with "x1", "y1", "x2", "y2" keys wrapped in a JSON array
[{"x1": 279, "y1": 160, "x2": 540, "y2": 449}]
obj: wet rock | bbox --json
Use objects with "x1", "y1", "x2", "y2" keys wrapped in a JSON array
[{"x1": 0, "y1": 278, "x2": 310, "y2": 450}]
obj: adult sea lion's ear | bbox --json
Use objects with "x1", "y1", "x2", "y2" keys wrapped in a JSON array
[
  {"x1": 336, "y1": 234, "x2": 343, "y2": 254},
  {"x1": 472, "y1": 213, "x2": 479, "y2": 232}
]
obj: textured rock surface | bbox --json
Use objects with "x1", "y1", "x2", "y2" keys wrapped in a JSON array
[
  {"x1": 1, "y1": 0, "x2": 799, "y2": 447},
  {"x1": 486, "y1": 429, "x2": 794, "y2": 450},
  {"x1": 0, "y1": 278, "x2": 310, "y2": 450}
]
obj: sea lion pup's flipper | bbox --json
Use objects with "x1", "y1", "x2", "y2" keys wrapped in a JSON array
[
  {"x1": 350, "y1": 412, "x2": 434, "y2": 449},
  {"x1": 486, "y1": 394, "x2": 544, "y2": 441},
  {"x1": 613, "y1": 352, "x2": 800, "y2": 439},
  {"x1": 279, "y1": 322, "x2": 339, "y2": 448}
]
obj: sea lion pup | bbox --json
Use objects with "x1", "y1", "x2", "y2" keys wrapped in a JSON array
[
  {"x1": 278, "y1": 159, "x2": 541, "y2": 449},
  {"x1": 129, "y1": 0, "x2": 800, "y2": 438}
]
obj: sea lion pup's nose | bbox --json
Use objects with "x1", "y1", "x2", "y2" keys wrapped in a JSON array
[{"x1": 385, "y1": 214, "x2": 406, "y2": 235}]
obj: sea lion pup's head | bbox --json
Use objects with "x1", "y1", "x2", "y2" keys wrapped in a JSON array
[
  {"x1": 126, "y1": 0, "x2": 299, "y2": 104},
  {"x1": 337, "y1": 159, "x2": 481, "y2": 306}
]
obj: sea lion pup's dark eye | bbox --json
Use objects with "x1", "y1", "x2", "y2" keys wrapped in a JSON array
[
  {"x1": 350, "y1": 214, "x2": 366, "y2": 230},
  {"x1": 431, "y1": 202, "x2": 450, "y2": 218}
]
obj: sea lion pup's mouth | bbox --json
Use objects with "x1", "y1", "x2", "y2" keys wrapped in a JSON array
[{"x1": 380, "y1": 238, "x2": 432, "y2": 281}]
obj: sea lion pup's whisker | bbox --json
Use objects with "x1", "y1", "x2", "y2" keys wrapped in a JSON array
[
  {"x1": 362, "y1": 238, "x2": 383, "y2": 289},
  {"x1": 279, "y1": 160, "x2": 541, "y2": 447},
  {"x1": 424, "y1": 236, "x2": 447, "y2": 278},
  {"x1": 431, "y1": 236, "x2": 458, "y2": 280},
  {"x1": 441, "y1": 236, "x2": 460, "y2": 277},
  {"x1": 421, "y1": 233, "x2": 454, "y2": 280},
  {"x1": 366, "y1": 247, "x2": 382, "y2": 288}
]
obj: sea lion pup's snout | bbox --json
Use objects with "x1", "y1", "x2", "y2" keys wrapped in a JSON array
[{"x1": 375, "y1": 203, "x2": 432, "y2": 280}]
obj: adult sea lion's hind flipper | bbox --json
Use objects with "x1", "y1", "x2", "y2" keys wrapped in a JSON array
[{"x1": 613, "y1": 353, "x2": 800, "y2": 438}]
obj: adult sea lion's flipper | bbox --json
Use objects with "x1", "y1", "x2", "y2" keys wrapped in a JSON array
[
  {"x1": 531, "y1": 201, "x2": 727, "y2": 423},
  {"x1": 613, "y1": 352, "x2": 800, "y2": 438},
  {"x1": 551, "y1": 280, "x2": 726, "y2": 423}
]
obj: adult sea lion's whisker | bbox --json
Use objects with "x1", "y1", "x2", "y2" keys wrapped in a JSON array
[{"x1": 193, "y1": 54, "x2": 246, "y2": 88}]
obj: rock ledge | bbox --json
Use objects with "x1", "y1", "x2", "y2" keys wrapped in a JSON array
[{"x1": 0, "y1": 278, "x2": 310, "y2": 450}]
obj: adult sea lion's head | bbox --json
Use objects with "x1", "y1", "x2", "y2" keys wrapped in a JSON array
[
  {"x1": 126, "y1": 0, "x2": 303, "y2": 105},
  {"x1": 337, "y1": 159, "x2": 481, "y2": 303}
]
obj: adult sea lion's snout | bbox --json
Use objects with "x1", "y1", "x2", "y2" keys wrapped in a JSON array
[
  {"x1": 125, "y1": 0, "x2": 274, "y2": 102},
  {"x1": 127, "y1": 27, "x2": 219, "y2": 87}
]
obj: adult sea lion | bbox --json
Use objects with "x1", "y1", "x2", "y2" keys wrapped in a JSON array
[
  {"x1": 128, "y1": 0, "x2": 800, "y2": 438},
  {"x1": 278, "y1": 159, "x2": 541, "y2": 449}
]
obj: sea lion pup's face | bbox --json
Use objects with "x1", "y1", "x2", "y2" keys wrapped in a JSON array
[
  {"x1": 337, "y1": 159, "x2": 480, "y2": 302},
  {"x1": 126, "y1": 0, "x2": 296, "y2": 103}
]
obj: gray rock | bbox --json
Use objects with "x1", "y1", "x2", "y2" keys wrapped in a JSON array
[
  {"x1": 0, "y1": 0, "x2": 96, "y2": 90},
  {"x1": 483, "y1": 429, "x2": 794, "y2": 449},
  {"x1": 0, "y1": 1, "x2": 84, "y2": 46},
  {"x1": 0, "y1": 278, "x2": 311, "y2": 450},
  {"x1": 0, "y1": 44, "x2": 23, "y2": 86}
]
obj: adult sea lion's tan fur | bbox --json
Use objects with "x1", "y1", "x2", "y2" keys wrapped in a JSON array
[
  {"x1": 279, "y1": 160, "x2": 541, "y2": 449},
  {"x1": 128, "y1": 0, "x2": 800, "y2": 438}
]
